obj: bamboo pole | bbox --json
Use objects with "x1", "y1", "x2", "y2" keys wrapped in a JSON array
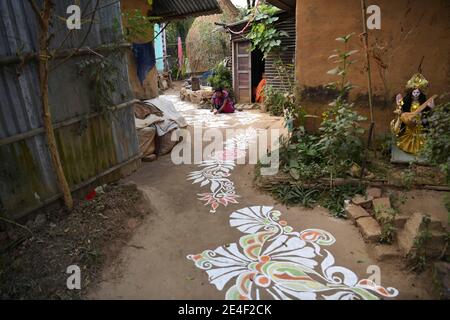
[
  {"x1": 360, "y1": 0, "x2": 375, "y2": 143},
  {"x1": 0, "y1": 43, "x2": 132, "y2": 67},
  {"x1": 360, "y1": 0, "x2": 375, "y2": 179},
  {"x1": 32, "y1": 0, "x2": 73, "y2": 210},
  {"x1": 0, "y1": 99, "x2": 140, "y2": 147},
  {"x1": 11, "y1": 153, "x2": 143, "y2": 221}
]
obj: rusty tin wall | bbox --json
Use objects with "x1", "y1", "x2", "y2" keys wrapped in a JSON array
[
  {"x1": 0, "y1": 0, "x2": 139, "y2": 219},
  {"x1": 264, "y1": 14, "x2": 296, "y2": 93}
]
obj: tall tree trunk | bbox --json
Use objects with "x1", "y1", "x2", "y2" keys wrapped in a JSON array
[{"x1": 33, "y1": 0, "x2": 74, "y2": 210}]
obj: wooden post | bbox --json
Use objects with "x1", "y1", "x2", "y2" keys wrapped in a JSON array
[
  {"x1": 361, "y1": 0, "x2": 375, "y2": 145},
  {"x1": 360, "y1": 0, "x2": 375, "y2": 179},
  {"x1": 31, "y1": 0, "x2": 73, "y2": 210}
]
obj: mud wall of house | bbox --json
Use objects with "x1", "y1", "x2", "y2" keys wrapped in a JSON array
[
  {"x1": 121, "y1": 0, "x2": 159, "y2": 99},
  {"x1": 295, "y1": 0, "x2": 450, "y2": 136}
]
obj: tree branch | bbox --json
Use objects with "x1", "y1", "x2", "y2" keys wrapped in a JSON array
[
  {"x1": 50, "y1": 0, "x2": 100, "y2": 72},
  {"x1": 33, "y1": 0, "x2": 74, "y2": 210},
  {"x1": 27, "y1": 0, "x2": 44, "y2": 25},
  {"x1": 53, "y1": 0, "x2": 97, "y2": 52}
]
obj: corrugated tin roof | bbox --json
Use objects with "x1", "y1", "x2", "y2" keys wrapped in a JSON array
[
  {"x1": 267, "y1": 0, "x2": 296, "y2": 11},
  {"x1": 152, "y1": 0, "x2": 222, "y2": 20}
]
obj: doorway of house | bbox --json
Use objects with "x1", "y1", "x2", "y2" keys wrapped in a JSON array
[
  {"x1": 233, "y1": 40, "x2": 265, "y2": 103},
  {"x1": 251, "y1": 49, "x2": 265, "y2": 103}
]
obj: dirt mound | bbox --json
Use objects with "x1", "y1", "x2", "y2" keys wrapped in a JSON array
[{"x1": 0, "y1": 183, "x2": 150, "y2": 299}]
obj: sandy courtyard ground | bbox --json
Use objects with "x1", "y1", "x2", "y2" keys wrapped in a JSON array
[{"x1": 88, "y1": 91, "x2": 437, "y2": 300}]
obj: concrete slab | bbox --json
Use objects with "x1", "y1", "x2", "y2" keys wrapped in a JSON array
[{"x1": 391, "y1": 145, "x2": 428, "y2": 164}]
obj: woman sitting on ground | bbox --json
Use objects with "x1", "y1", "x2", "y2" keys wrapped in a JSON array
[{"x1": 211, "y1": 87, "x2": 235, "y2": 114}]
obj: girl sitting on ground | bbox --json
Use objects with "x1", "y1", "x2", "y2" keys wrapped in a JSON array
[{"x1": 211, "y1": 87, "x2": 235, "y2": 114}]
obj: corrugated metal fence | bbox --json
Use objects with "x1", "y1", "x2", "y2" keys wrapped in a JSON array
[{"x1": 0, "y1": 0, "x2": 140, "y2": 220}]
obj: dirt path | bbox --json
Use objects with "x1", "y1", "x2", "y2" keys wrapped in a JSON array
[{"x1": 88, "y1": 92, "x2": 436, "y2": 300}]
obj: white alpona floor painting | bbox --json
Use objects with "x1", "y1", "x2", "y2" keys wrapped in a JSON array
[
  {"x1": 180, "y1": 96, "x2": 398, "y2": 300},
  {"x1": 187, "y1": 129, "x2": 257, "y2": 213},
  {"x1": 168, "y1": 94, "x2": 262, "y2": 129},
  {"x1": 187, "y1": 206, "x2": 399, "y2": 300}
]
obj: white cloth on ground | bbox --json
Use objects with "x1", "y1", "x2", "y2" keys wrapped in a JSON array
[
  {"x1": 135, "y1": 114, "x2": 164, "y2": 130},
  {"x1": 143, "y1": 97, "x2": 187, "y2": 137}
]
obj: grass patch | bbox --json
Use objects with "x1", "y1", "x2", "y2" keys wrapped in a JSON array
[{"x1": 270, "y1": 183, "x2": 365, "y2": 218}]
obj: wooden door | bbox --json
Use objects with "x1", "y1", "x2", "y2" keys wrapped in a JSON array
[{"x1": 233, "y1": 41, "x2": 251, "y2": 103}]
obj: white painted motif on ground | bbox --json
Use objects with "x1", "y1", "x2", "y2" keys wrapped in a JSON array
[
  {"x1": 187, "y1": 129, "x2": 258, "y2": 213},
  {"x1": 187, "y1": 206, "x2": 399, "y2": 300},
  {"x1": 166, "y1": 94, "x2": 262, "y2": 128}
]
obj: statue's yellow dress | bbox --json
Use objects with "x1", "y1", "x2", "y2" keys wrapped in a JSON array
[{"x1": 396, "y1": 101, "x2": 425, "y2": 154}]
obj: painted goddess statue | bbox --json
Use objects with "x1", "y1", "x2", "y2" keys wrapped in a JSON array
[{"x1": 390, "y1": 73, "x2": 436, "y2": 155}]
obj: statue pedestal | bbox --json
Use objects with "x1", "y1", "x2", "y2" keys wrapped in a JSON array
[{"x1": 390, "y1": 145, "x2": 428, "y2": 164}]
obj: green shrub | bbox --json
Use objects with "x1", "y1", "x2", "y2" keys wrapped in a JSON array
[
  {"x1": 374, "y1": 133, "x2": 395, "y2": 157},
  {"x1": 278, "y1": 34, "x2": 366, "y2": 179},
  {"x1": 317, "y1": 33, "x2": 366, "y2": 176},
  {"x1": 421, "y1": 102, "x2": 450, "y2": 183},
  {"x1": 208, "y1": 61, "x2": 233, "y2": 94},
  {"x1": 271, "y1": 184, "x2": 320, "y2": 208},
  {"x1": 280, "y1": 131, "x2": 325, "y2": 182},
  {"x1": 320, "y1": 184, "x2": 365, "y2": 218},
  {"x1": 375, "y1": 207, "x2": 398, "y2": 244},
  {"x1": 270, "y1": 183, "x2": 364, "y2": 217},
  {"x1": 264, "y1": 85, "x2": 285, "y2": 116},
  {"x1": 262, "y1": 34, "x2": 368, "y2": 218},
  {"x1": 318, "y1": 101, "x2": 366, "y2": 176}
]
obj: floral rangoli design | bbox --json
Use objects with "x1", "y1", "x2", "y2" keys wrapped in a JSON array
[
  {"x1": 188, "y1": 129, "x2": 257, "y2": 213},
  {"x1": 187, "y1": 206, "x2": 399, "y2": 300},
  {"x1": 175, "y1": 107, "x2": 262, "y2": 129},
  {"x1": 182, "y1": 110, "x2": 262, "y2": 128}
]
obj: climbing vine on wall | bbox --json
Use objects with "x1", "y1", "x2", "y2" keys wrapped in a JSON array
[
  {"x1": 246, "y1": 4, "x2": 287, "y2": 59},
  {"x1": 77, "y1": 54, "x2": 120, "y2": 115},
  {"x1": 119, "y1": 9, "x2": 159, "y2": 42}
]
